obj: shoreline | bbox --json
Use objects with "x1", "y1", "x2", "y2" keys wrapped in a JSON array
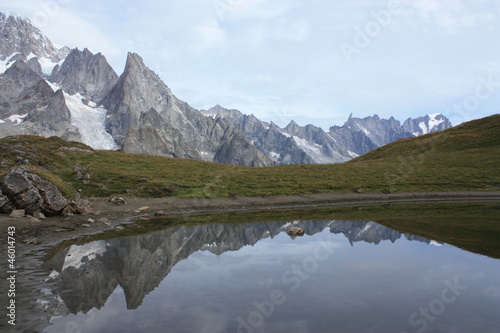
[{"x1": 1, "y1": 191, "x2": 500, "y2": 247}]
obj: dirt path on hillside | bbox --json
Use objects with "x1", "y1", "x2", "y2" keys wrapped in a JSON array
[{"x1": 1, "y1": 191, "x2": 500, "y2": 247}]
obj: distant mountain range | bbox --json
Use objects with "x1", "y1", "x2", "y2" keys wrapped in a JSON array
[{"x1": 0, "y1": 12, "x2": 452, "y2": 166}]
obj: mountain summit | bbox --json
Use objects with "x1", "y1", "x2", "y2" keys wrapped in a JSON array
[{"x1": 0, "y1": 13, "x2": 69, "y2": 74}]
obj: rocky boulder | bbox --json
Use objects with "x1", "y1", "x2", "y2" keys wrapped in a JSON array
[
  {"x1": 0, "y1": 166, "x2": 68, "y2": 216},
  {"x1": 287, "y1": 227, "x2": 305, "y2": 237}
]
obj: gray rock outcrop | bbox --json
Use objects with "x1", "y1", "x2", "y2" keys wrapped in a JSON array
[{"x1": 0, "y1": 166, "x2": 68, "y2": 216}]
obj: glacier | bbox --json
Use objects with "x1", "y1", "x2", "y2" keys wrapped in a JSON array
[{"x1": 63, "y1": 92, "x2": 119, "y2": 150}]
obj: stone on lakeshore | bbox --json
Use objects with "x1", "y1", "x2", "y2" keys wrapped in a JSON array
[{"x1": 9, "y1": 209, "x2": 25, "y2": 217}]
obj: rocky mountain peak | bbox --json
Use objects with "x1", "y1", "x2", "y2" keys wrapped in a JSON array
[
  {"x1": 3, "y1": 58, "x2": 40, "y2": 80},
  {"x1": 0, "y1": 12, "x2": 69, "y2": 69},
  {"x1": 50, "y1": 47, "x2": 118, "y2": 102},
  {"x1": 124, "y1": 52, "x2": 150, "y2": 75},
  {"x1": 0, "y1": 60, "x2": 44, "y2": 116},
  {"x1": 402, "y1": 113, "x2": 452, "y2": 136},
  {"x1": 104, "y1": 52, "x2": 175, "y2": 145},
  {"x1": 284, "y1": 120, "x2": 299, "y2": 133},
  {"x1": 203, "y1": 104, "x2": 245, "y2": 124}
]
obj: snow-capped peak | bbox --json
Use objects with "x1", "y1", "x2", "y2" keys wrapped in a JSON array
[
  {"x1": 0, "y1": 11, "x2": 70, "y2": 74},
  {"x1": 427, "y1": 113, "x2": 445, "y2": 131}
]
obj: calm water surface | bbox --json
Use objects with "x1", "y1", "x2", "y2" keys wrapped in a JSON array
[{"x1": 24, "y1": 219, "x2": 500, "y2": 332}]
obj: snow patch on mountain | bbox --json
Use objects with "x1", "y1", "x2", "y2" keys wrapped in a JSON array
[
  {"x1": 293, "y1": 136, "x2": 321, "y2": 155},
  {"x1": 0, "y1": 113, "x2": 28, "y2": 125},
  {"x1": 428, "y1": 113, "x2": 445, "y2": 131},
  {"x1": 63, "y1": 91, "x2": 119, "y2": 150},
  {"x1": 270, "y1": 151, "x2": 281, "y2": 159},
  {"x1": 357, "y1": 124, "x2": 371, "y2": 135},
  {"x1": 293, "y1": 136, "x2": 335, "y2": 163},
  {"x1": 347, "y1": 150, "x2": 359, "y2": 158},
  {"x1": 418, "y1": 121, "x2": 428, "y2": 134},
  {"x1": 0, "y1": 53, "x2": 18, "y2": 73},
  {"x1": 27, "y1": 52, "x2": 63, "y2": 75}
]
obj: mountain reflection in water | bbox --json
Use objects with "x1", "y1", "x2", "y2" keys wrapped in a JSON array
[
  {"x1": 40, "y1": 220, "x2": 433, "y2": 313},
  {"x1": 31, "y1": 219, "x2": 499, "y2": 333}
]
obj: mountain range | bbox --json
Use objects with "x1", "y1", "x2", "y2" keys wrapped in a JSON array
[{"x1": 0, "y1": 12, "x2": 452, "y2": 166}]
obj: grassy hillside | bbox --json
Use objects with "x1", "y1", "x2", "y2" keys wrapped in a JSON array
[{"x1": 0, "y1": 115, "x2": 498, "y2": 198}]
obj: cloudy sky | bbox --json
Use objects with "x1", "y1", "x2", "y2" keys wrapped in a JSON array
[{"x1": 2, "y1": 0, "x2": 500, "y2": 127}]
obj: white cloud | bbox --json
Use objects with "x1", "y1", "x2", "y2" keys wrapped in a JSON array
[
  {"x1": 191, "y1": 20, "x2": 228, "y2": 53},
  {"x1": 408, "y1": 0, "x2": 495, "y2": 35}
]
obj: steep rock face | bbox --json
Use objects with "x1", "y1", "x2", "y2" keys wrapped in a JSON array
[
  {"x1": 203, "y1": 106, "x2": 312, "y2": 164},
  {"x1": 0, "y1": 62, "x2": 54, "y2": 119},
  {"x1": 257, "y1": 122, "x2": 314, "y2": 164},
  {"x1": 213, "y1": 129, "x2": 272, "y2": 166},
  {"x1": 284, "y1": 121, "x2": 348, "y2": 163},
  {"x1": 103, "y1": 52, "x2": 198, "y2": 157},
  {"x1": 0, "y1": 59, "x2": 80, "y2": 140},
  {"x1": 0, "y1": 13, "x2": 69, "y2": 73},
  {"x1": 24, "y1": 89, "x2": 80, "y2": 140},
  {"x1": 340, "y1": 114, "x2": 410, "y2": 147},
  {"x1": 0, "y1": 60, "x2": 45, "y2": 116},
  {"x1": 327, "y1": 126, "x2": 378, "y2": 157},
  {"x1": 104, "y1": 52, "x2": 272, "y2": 165},
  {"x1": 50, "y1": 48, "x2": 118, "y2": 102},
  {"x1": 122, "y1": 107, "x2": 193, "y2": 157},
  {"x1": 25, "y1": 57, "x2": 44, "y2": 77}
]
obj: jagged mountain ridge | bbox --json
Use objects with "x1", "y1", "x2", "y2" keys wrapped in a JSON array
[
  {"x1": 0, "y1": 12, "x2": 452, "y2": 166},
  {"x1": 202, "y1": 106, "x2": 452, "y2": 164}
]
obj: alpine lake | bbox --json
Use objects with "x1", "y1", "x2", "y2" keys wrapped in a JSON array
[{"x1": 8, "y1": 202, "x2": 500, "y2": 333}]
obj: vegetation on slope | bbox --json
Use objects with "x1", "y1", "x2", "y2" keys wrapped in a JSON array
[{"x1": 0, "y1": 115, "x2": 498, "y2": 198}]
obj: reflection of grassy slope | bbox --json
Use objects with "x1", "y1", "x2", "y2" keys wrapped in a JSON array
[
  {"x1": 44, "y1": 203, "x2": 500, "y2": 262},
  {"x1": 371, "y1": 204, "x2": 500, "y2": 260},
  {"x1": 1, "y1": 115, "x2": 499, "y2": 198}
]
